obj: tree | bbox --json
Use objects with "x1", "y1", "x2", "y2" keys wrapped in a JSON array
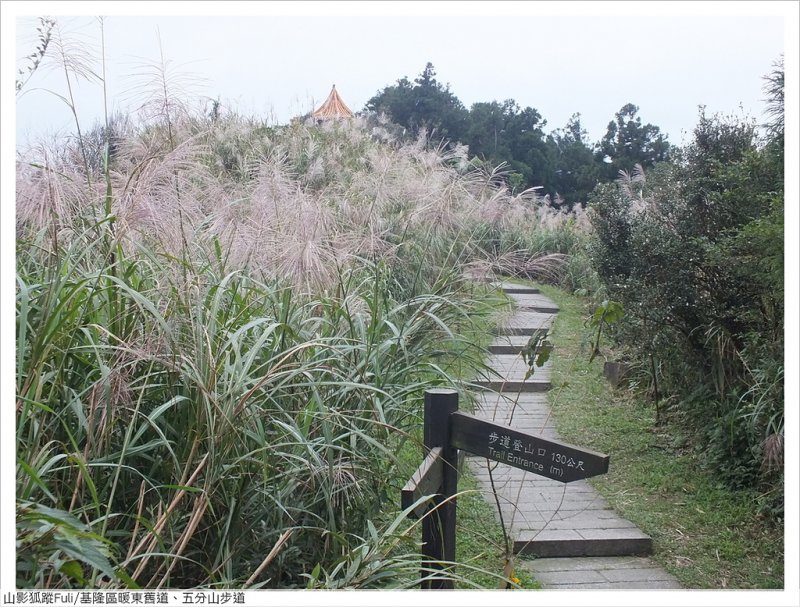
[
  {"x1": 547, "y1": 113, "x2": 601, "y2": 205},
  {"x1": 762, "y1": 55, "x2": 784, "y2": 143},
  {"x1": 465, "y1": 99, "x2": 550, "y2": 193},
  {"x1": 596, "y1": 103, "x2": 670, "y2": 180},
  {"x1": 587, "y1": 91, "x2": 783, "y2": 500},
  {"x1": 680, "y1": 106, "x2": 759, "y2": 236},
  {"x1": 466, "y1": 101, "x2": 509, "y2": 159},
  {"x1": 365, "y1": 63, "x2": 468, "y2": 143}
]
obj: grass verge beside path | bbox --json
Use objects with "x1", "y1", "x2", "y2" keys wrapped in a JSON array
[{"x1": 529, "y1": 281, "x2": 783, "y2": 589}]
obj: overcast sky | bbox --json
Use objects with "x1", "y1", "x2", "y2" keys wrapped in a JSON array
[{"x1": 8, "y1": 2, "x2": 795, "y2": 150}]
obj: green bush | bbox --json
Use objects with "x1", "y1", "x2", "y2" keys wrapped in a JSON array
[{"x1": 586, "y1": 107, "x2": 783, "y2": 512}]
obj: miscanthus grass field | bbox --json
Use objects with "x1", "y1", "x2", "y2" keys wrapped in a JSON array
[{"x1": 15, "y1": 89, "x2": 587, "y2": 588}]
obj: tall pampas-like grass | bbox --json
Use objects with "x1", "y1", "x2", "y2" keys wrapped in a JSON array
[
  {"x1": 15, "y1": 27, "x2": 598, "y2": 587},
  {"x1": 16, "y1": 148, "x2": 87, "y2": 234}
]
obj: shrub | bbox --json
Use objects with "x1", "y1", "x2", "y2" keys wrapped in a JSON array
[{"x1": 587, "y1": 108, "x2": 783, "y2": 510}]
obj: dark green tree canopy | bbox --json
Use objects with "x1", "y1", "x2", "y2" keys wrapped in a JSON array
[
  {"x1": 596, "y1": 103, "x2": 671, "y2": 180},
  {"x1": 366, "y1": 62, "x2": 468, "y2": 142},
  {"x1": 762, "y1": 55, "x2": 784, "y2": 141},
  {"x1": 465, "y1": 99, "x2": 550, "y2": 193},
  {"x1": 547, "y1": 113, "x2": 600, "y2": 205},
  {"x1": 365, "y1": 67, "x2": 675, "y2": 206}
]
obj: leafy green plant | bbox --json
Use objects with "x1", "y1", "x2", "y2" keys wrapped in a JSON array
[
  {"x1": 520, "y1": 332, "x2": 554, "y2": 380},
  {"x1": 15, "y1": 61, "x2": 536, "y2": 586},
  {"x1": 16, "y1": 19, "x2": 674, "y2": 588},
  {"x1": 585, "y1": 300, "x2": 624, "y2": 363},
  {"x1": 16, "y1": 500, "x2": 122, "y2": 588},
  {"x1": 536, "y1": 281, "x2": 783, "y2": 589}
]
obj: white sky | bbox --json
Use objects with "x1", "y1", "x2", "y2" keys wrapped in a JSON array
[
  {"x1": 2, "y1": 1, "x2": 800, "y2": 604},
  {"x1": 7, "y1": 1, "x2": 795, "y2": 148}
]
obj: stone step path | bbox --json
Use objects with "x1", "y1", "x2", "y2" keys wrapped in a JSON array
[{"x1": 468, "y1": 281, "x2": 681, "y2": 589}]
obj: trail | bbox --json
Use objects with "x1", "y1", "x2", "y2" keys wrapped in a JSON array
[{"x1": 469, "y1": 281, "x2": 681, "y2": 589}]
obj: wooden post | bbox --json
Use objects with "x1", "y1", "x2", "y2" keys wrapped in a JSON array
[{"x1": 421, "y1": 389, "x2": 458, "y2": 589}]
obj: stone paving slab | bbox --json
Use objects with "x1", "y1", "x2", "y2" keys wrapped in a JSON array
[
  {"x1": 474, "y1": 379, "x2": 552, "y2": 392},
  {"x1": 521, "y1": 557, "x2": 682, "y2": 589},
  {"x1": 493, "y1": 311, "x2": 554, "y2": 336},
  {"x1": 500, "y1": 497, "x2": 614, "y2": 518},
  {"x1": 495, "y1": 311, "x2": 554, "y2": 328},
  {"x1": 509, "y1": 500, "x2": 611, "y2": 513},
  {"x1": 507, "y1": 292, "x2": 560, "y2": 313},
  {"x1": 521, "y1": 516, "x2": 640, "y2": 531},
  {"x1": 474, "y1": 394, "x2": 558, "y2": 436},
  {"x1": 477, "y1": 391, "x2": 550, "y2": 409},
  {"x1": 536, "y1": 581, "x2": 681, "y2": 589},
  {"x1": 490, "y1": 282, "x2": 540, "y2": 294},
  {"x1": 472, "y1": 394, "x2": 574, "y2": 446},
  {"x1": 474, "y1": 359, "x2": 553, "y2": 392},
  {"x1": 496, "y1": 504, "x2": 619, "y2": 526},
  {"x1": 482, "y1": 354, "x2": 553, "y2": 382},
  {"x1": 515, "y1": 528, "x2": 652, "y2": 558},
  {"x1": 484, "y1": 354, "x2": 553, "y2": 368},
  {"x1": 526, "y1": 556, "x2": 657, "y2": 571},
  {"x1": 489, "y1": 334, "x2": 538, "y2": 354}
]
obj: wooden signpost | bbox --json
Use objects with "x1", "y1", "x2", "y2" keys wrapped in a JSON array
[{"x1": 401, "y1": 389, "x2": 609, "y2": 589}]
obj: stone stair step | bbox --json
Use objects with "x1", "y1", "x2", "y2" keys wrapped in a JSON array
[
  {"x1": 477, "y1": 391, "x2": 550, "y2": 405},
  {"x1": 514, "y1": 528, "x2": 653, "y2": 558},
  {"x1": 507, "y1": 293, "x2": 560, "y2": 313},
  {"x1": 489, "y1": 334, "x2": 546, "y2": 354},
  {"x1": 485, "y1": 354, "x2": 552, "y2": 369},
  {"x1": 493, "y1": 327, "x2": 551, "y2": 337},
  {"x1": 492, "y1": 311, "x2": 553, "y2": 336},
  {"x1": 523, "y1": 557, "x2": 681, "y2": 589},
  {"x1": 515, "y1": 304, "x2": 560, "y2": 314},
  {"x1": 467, "y1": 276, "x2": 666, "y2": 575},
  {"x1": 491, "y1": 282, "x2": 541, "y2": 294},
  {"x1": 480, "y1": 369, "x2": 552, "y2": 384},
  {"x1": 474, "y1": 379, "x2": 552, "y2": 392}
]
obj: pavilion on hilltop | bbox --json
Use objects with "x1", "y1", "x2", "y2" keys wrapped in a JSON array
[{"x1": 312, "y1": 85, "x2": 354, "y2": 120}]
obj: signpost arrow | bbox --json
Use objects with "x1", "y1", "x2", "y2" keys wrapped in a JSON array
[{"x1": 449, "y1": 411, "x2": 609, "y2": 483}]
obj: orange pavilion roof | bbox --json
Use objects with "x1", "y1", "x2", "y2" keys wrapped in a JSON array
[{"x1": 313, "y1": 84, "x2": 354, "y2": 119}]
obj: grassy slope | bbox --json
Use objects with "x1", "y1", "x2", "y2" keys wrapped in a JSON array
[{"x1": 529, "y1": 281, "x2": 783, "y2": 589}]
